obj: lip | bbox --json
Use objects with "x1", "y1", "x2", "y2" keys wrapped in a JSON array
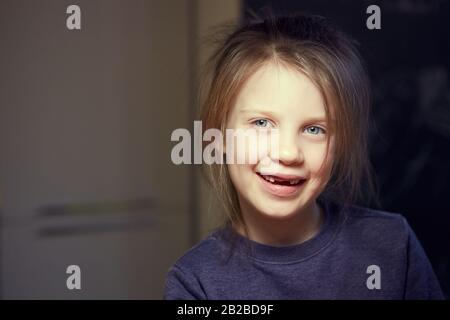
[
  {"x1": 256, "y1": 173, "x2": 306, "y2": 197},
  {"x1": 257, "y1": 172, "x2": 306, "y2": 180}
]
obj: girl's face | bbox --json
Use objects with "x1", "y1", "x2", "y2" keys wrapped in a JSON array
[{"x1": 226, "y1": 61, "x2": 335, "y2": 221}]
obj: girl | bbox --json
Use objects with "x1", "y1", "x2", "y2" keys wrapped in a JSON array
[{"x1": 164, "y1": 13, "x2": 443, "y2": 299}]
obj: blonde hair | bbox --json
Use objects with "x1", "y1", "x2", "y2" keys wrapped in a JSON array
[{"x1": 199, "y1": 13, "x2": 380, "y2": 234}]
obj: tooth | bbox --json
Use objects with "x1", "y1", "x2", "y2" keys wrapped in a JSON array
[{"x1": 269, "y1": 177, "x2": 275, "y2": 183}]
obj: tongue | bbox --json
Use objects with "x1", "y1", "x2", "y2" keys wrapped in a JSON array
[{"x1": 272, "y1": 179, "x2": 292, "y2": 186}]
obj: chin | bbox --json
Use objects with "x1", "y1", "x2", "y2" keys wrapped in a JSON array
[{"x1": 253, "y1": 200, "x2": 303, "y2": 220}]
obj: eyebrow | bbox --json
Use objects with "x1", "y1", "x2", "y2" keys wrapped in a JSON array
[
  {"x1": 303, "y1": 116, "x2": 328, "y2": 124},
  {"x1": 239, "y1": 108, "x2": 277, "y2": 118}
]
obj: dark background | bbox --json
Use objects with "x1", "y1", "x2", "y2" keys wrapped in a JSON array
[{"x1": 243, "y1": 0, "x2": 450, "y2": 297}]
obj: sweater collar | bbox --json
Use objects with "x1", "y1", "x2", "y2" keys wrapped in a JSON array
[{"x1": 217, "y1": 198, "x2": 346, "y2": 264}]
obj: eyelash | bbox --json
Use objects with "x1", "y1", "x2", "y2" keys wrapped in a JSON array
[
  {"x1": 305, "y1": 126, "x2": 326, "y2": 135},
  {"x1": 253, "y1": 119, "x2": 272, "y2": 127},
  {"x1": 251, "y1": 119, "x2": 327, "y2": 135}
]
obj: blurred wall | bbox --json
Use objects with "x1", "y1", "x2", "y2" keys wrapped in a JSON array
[{"x1": 0, "y1": 0, "x2": 214, "y2": 299}]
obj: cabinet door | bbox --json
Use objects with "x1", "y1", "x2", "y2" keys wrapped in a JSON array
[{"x1": 0, "y1": 0, "x2": 192, "y2": 299}]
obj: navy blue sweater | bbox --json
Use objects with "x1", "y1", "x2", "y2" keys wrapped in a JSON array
[{"x1": 164, "y1": 200, "x2": 443, "y2": 299}]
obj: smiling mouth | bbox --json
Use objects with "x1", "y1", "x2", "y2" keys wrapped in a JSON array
[{"x1": 256, "y1": 173, "x2": 305, "y2": 186}]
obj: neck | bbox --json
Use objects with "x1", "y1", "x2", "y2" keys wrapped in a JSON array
[{"x1": 233, "y1": 199, "x2": 324, "y2": 246}]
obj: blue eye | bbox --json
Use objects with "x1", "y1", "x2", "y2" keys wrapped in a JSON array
[
  {"x1": 306, "y1": 126, "x2": 326, "y2": 135},
  {"x1": 253, "y1": 119, "x2": 270, "y2": 127}
]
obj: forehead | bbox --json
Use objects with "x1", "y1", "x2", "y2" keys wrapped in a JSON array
[{"x1": 233, "y1": 61, "x2": 328, "y2": 120}]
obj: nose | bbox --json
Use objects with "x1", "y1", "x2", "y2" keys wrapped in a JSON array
[{"x1": 272, "y1": 129, "x2": 302, "y2": 165}]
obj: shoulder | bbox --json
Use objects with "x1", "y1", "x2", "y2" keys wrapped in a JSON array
[
  {"x1": 332, "y1": 202, "x2": 444, "y2": 299},
  {"x1": 342, "y1": 203, "x2": 410, "y2": 237},
  {"x1": 333, "y1": 202, "x2": 412, "y2": 252},
  {"x1": 169, "y1": 228, "x2": 225, "y2": 275},
  {"x1": 164, "y1": 229, "x2": 224, "y2": 300}
]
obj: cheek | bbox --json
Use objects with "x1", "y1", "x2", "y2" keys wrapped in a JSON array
[
  {"x1": 227, "y1": 163, "x2": 254, "y2": 193},
  {"x1": 304, "y1": 143, "x2": 334, "y2": 178},
  {"x1": 230, "y1": 131, "x2": 273, "y2": 165},
  {"x1": 304, "y1": 146, "x2": 326, "y2": 170},
  {"x1": 307, "y1": 144, "x2": 335, "y2": 197}
]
